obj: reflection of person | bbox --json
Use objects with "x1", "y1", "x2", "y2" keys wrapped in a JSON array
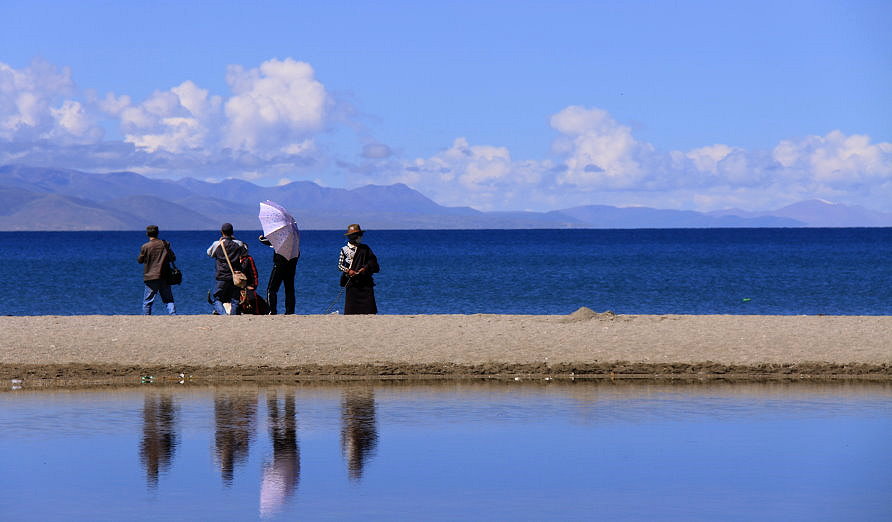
[
  {"x1": 214, "y1": 391, "x2": 258, "y2": 484},
  {"x1": 341, "y1": 388, "x2": 378, "y2": 480},
  {"x1": 338, "y1": 224, "x2": 380, "y2": 315},
  {"x1": 207, "y1": 223, "x2": 248, "y2": 315},
  {"x1": 140, "y1": 392, "x2": 177, "y2": 487},
  {"x1": 260, "y1": 235, "x2": 299, "y2": 315},
  {"x1": 260, "y1": 391, "x2": 300, "y2": 518},
  {"x1": 137, "y1": 225, "x2": 176, "y2": 315}
]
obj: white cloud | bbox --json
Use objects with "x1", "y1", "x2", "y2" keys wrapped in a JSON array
[
  {"x1": 380, "y1": 137, "x2": 545, "y2": 210},
  {"x1": 773, "y1": 130, "x2": 892, "y2": 184},
  {"x1": 223, "y1": 58, "x2": 329, "y2": 156},
  {"x1": 0, "y1": 57, "x2": 334, "y2": 181},
  {"x1": 1, "y1": 58, "x2": 890, "y2": 213},
  {"x1": 118, "y1": 81, "x2": 223, "y2": 153},
  {"x1": 549, "y1": 106, "x2": 652, "y2": 189},
  {"x1": 686, "y1": 144, "x2": 734, "y2": 174},
  {"x1": 356, "y1": 106, "x2": 892, "y2": 212},
  {"x1": 0, "y1": 59, "x2": 103, "y2": 144}
]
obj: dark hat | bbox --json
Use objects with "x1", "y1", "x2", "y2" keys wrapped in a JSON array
[
  {"x1": 344, "y1": 223, "x2": 364, "y2": 236},
  {"x1": 221, "y1": 222, "x2": 234, "y2": 236}
]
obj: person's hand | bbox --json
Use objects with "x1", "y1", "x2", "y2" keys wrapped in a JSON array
[{"x1": 347, "y1": 269, "x2": 357, "y2": 277}]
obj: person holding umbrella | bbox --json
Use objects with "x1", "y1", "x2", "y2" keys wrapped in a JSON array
[
  {"x1": 258, "y1": 201, "x2": 301, "y2": 315},
  {"x1": 338, "y1": 224, "x2": 379, "y2": 315}
]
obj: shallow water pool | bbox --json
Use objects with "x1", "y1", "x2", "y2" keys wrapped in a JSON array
[{"x1": 1, "y1": 381, "x2": 890, "y2": 520}]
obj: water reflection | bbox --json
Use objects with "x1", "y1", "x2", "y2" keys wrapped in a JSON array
[
  {"x1": 260, "y1": 390, "x2": 300, "y2": 518},
  {"x1": 3, "y1": 382, "x2": 890, "y2": 520},
  {"x1": 139, "y1": 392, "x2": 178, "y2": 488},
  {"x1": 341, "y1": 388, "x2": 378, "y2": 481},
  {"x1": 214, "y1": 390, "x2": 258, "y2": 485}
]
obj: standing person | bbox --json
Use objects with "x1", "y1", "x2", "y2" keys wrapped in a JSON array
[
  {"x1": 260, "y1": 235, "x2": 299, "y2": 315},
  {"x1": 338, "y1": 224, "x2": 379, "y2": 315},
  {"x1": 207, "y1": 223, "x2": 247, "y2": 315},
  {"x1": 137, "y1": 225, "x2": 176, "y2": 315}
]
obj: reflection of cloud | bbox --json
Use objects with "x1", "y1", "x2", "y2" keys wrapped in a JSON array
[
  {"x1": 341, "y1": 388, "x2": 378, "y2": 481},
  {"x1": 260, "y1": 391, "x2": 300, "y2": 519},
  {"x1": 214, "y1": 391, "x2": 258, "y2": 485},
  {"x1": 140, "y1": 392, "x2": 178, "y2": 488}
]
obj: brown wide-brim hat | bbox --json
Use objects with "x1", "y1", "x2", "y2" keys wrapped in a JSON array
[{"x1": 344, "y1": 223, "x2": 364, "y2": 236}]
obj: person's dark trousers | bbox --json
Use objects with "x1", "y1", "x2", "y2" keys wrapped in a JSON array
[
  {"x1": 267, "y1": 254, "x2": 298, "y2": 314},
  {"x1": 213, "y1": 279, "x2": 240, "y2": 315}
]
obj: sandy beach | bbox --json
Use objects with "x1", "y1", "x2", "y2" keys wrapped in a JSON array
[{"x1": 1, "y1": 309, "x2": 890, "y2": 387}]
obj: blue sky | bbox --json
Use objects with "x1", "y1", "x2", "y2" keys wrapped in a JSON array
[{"x1": 1, "y1": 0, "x2": 889, "y2": 212}]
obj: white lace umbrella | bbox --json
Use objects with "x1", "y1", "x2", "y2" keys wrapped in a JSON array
[{"x1": 258, "y1": 200, "x2": 300, "y2": 260}]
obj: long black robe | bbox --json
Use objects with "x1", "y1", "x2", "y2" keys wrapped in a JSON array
[{"x1": 340, "y1": 243, "x2": 379, "y2": 315}]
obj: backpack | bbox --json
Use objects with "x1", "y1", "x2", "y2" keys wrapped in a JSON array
[{"x1": 239, "y1": 288, "x2": 269, "y2": 315}]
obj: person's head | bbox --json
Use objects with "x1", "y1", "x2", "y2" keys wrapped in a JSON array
[
  {"x1": 146, "y1": 225, "x2": 159, "y2": 238},
  {"x1": 221, "y1": 223, "x2": 234, "y2": 237},
  {"x1": 344, "y1": 223, "x2": 364, "y2": 244}
]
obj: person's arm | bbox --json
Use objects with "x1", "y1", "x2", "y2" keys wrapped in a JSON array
[
  {"x1": 137, "y1": 244, "x2": 147, "y2": 264},
  {"x1": 243, "y1": 256, "x2": 259, "y2": 289},
  {"x1": 207, "y1": 240, "x2": 220, "y2": 257},
  {"x1": 338, "y1": 247, "x2": 350, "y2": 273},
  {"x1": 357, "y1": 247, "x2": 379, "y2": 275},
  {"x1": 165, "y1": 241, "x2": 176, "y2": 263}
]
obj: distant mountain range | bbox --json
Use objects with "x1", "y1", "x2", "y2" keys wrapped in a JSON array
[{"x1": 1, "y1": 165, "x2": 890, "y2": 230}]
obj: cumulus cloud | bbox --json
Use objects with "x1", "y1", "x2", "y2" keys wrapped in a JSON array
[
  {"x1": 0, "y1": 58, "x2": 890, "y2": 212},
  {"x1": 0, "y1": 58, "x2": 333, "y2": 182},
  {"x1": 115, "y1": 58, "x2": 330, "y2": 160},
  {"x1": 223, "y1": 58, "x2": 329, "y2": 155},
  {"x1": 549, "y1": 106, "x2": 652, "y2": 189},
  {"x1": 355, "y1": 106, "x2": 891, "y2": 212},
  {"x1": 381, "y1": 137, "x2": 545, "y2": 210},
  {"x1": 119, "y1": 81, "x2": 222, "y2": 153},
  {"x1": 0, "y1": 59, "x2": 103, "y2": 144},
  {"x1": 773, "y1": 131, "x2": 892, "y2": 183}
]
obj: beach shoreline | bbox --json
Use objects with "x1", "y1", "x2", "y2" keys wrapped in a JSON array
[{"x1": 2, "y1": 310, "x2": 890, "y2": 388}]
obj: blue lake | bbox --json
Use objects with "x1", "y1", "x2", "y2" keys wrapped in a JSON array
[
  {"x1": 1, "y1": 381, "x2": 890, "y2": 520},
  {"x1": 3, "y1": 227, "x2": 892, "y2": 316}
]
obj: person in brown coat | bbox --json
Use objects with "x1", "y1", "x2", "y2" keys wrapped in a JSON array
[{"x1": 137, "y1": 225, "x2": 176, "y2": 315}]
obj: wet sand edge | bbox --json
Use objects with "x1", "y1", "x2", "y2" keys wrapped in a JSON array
[{"x1": 3, "y1": 361, "x2": 891, "y2": 390}]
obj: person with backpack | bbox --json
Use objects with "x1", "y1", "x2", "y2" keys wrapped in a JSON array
[
  {"x1": 137, "y1": 225, "x2": 176, "y2": 315},
  {"x1": 207, "y1": 223, "x2": 247, "y2": 315}
]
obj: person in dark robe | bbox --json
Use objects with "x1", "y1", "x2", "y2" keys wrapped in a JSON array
[{"x1": 337, "y1": 224, "x2": 379, "y2": 315}]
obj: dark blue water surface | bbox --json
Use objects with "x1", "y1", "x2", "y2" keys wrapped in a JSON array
[
  {"x1": 1, "y1": 382, "x2": 891, "y2": 521},
  {"x1": 3, "y1": 228, "x2": 891, "y2": 316}
]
